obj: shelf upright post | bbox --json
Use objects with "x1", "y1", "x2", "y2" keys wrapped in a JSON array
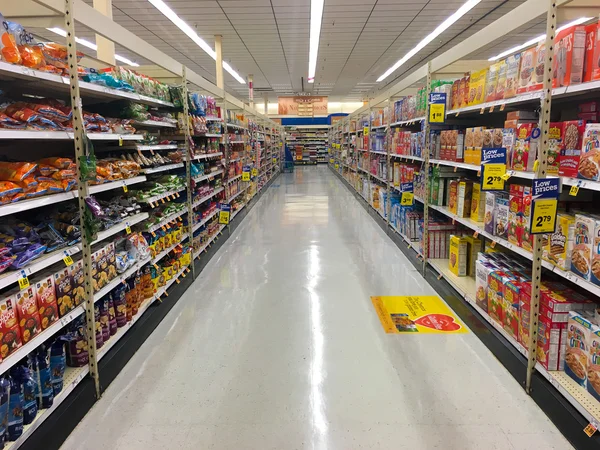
[
  {"x1": 182, "y1": 66, "x2": 195, "y2": 279},
  {"x1": 422, "y1": 62, "x2": 432, "y2": 274},
  {"x1": 526, "y1": 0, "x2": 557, "y2": 394},
  {"x1": 64, "y1": 0, "x2": 100, "y2": 398}
]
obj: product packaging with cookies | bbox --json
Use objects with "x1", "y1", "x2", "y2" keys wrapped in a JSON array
[
  {"x1": 565, "y1": 311, "x2": 596, "y2": 387},
  {"x1": 578, "y1": 124, "x2": 600, "y2": 181},
  {"x1": 35, "y1": 275, "x2": 59, "y2": 330},
  {"x1": 54, "y1": 268, "x2": 74, "y2": 317},
  {"x1": 15, "y1": 287, "x2": 41, "y2": 343},
  {"x1": 69, "y1": 260, "x2": 85, "y2": 307},
  {"x1": 571, "y1": 214, "x2": 597, "y2": 281},
  {"x1": 0, "y1": 296, "x2": 23, "y2": 359}
]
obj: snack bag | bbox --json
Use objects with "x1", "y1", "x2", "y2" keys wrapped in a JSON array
[
  {"x1": 0, "y1": 19, "x2": 22, "y2": 64},
  {"x1": 35, "y1": 275, "x2": 59, "y2": 330},
  {"x1": 40, "y1": 42, "x2": 83, "y2": 69}
]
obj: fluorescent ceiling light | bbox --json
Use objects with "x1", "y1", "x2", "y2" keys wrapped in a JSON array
[
  {"x1": 488, "y1": 17, "x2": 593, "y2": 61},
  {"x1": 147, "y1": 0, "x2": 245, "y2": 84},
  {"x1": 377, "y1": 0, "x2": 482, "y2": 82},
  {"x1": 308, "y1": 0, "x2": 325, "y2": 83},
  {"x1": 47, "y1": 27, "x2": 140, "y2": 67}
]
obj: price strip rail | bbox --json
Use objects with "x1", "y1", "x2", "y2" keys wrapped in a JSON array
[
  {"x1": 191, "y1": 209, "x2": 220, "y2": 233},
  {"x1": 193, "y1": 152, "x2": 223, "y2": 161},
  {"x1": 1, "y1": 212, "x2": 148, "y2": 292},
  {"x1": 193, "y1": 169, "x2": 224, "y2": 183},
  {"x1": 135, "y1": 145, "x2": 179, "y2": 152},
  {"x1": 227, "y1": 173, "x2": 243, "y2": 184},
  {"x1": 146, "y1": 209, "x2": 187, "y2": 234},
  {"x1": 192, "y1": 187, "x2": 224, "y2": 209},
  {"x1": 139, "y1": 187, "x2": 186, "y2": 206},
  {"x1": 142, "y1": 163, "x2": 184, "y2": 174}
]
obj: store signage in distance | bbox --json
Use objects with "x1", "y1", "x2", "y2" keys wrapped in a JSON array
[
  {"x1": 480, "y1": 147, "x2": 507, "y2": 191},
  {"x1": 530, "y1": 178, "x2": 560, "y2": 234},
  {"x1": 219, "y1": 204, "x2": 231, "y2": 225},
  {"x1": 428, "y1": 93, "x2": 447, "y2": 124}
]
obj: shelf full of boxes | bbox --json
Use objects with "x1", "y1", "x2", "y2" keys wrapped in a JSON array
[
  {"x1": 286, "y1": 126, "x2": 328, "y2": 165},
  {"x1": 0, "y1": 1, "x2": 283, "y2": 448},
  {"x1": 330, "y1": 1, "x2": 600, "y2": 444}
]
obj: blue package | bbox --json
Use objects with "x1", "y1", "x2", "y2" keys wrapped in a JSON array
[{"x1": 7, "y1": 374, "x2": 23, "y2": 441}]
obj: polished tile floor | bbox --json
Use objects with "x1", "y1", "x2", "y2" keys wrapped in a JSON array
[{"x1": 61, "y1": 166, "x2": 573, "y2": 449}]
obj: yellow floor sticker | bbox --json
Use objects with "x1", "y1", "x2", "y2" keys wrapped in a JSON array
[{"x1": 371, "y1": 296, "x2": 468, "y2": 334}]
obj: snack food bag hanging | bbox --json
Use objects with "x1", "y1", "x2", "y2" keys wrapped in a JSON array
[{"x1": 6, "y1": 373, "x2": 23, "y2": 441}]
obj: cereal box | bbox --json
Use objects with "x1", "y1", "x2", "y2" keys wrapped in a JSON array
[
  {"x1": 488, "y1": 270, "x2": 512, "y2": 325},
  {"x1": 475, "y1": 258, "x2": 496, "y2": 312},
  {"x1": 504, "y1": 53, "x2": 522, "y2": 99},
  {"x1": 485, "y1": 63, "x2": 500, "y2": 102},
  {"x1": 588, "y1": 326, "x2": 600, "y2": 401},
  {"x1": 0, "y1": 296, "x2": 22, "y2": 359},
  {"x1": 507, "y1": 184, "x2": 524, "y2": 246},
  {"x1": 512, "y1": 123, "x2": 538, "y2": 171},
  {"x1": 547, "y1": 122, "x2": 563, "y2": 174},
  {"x1": 448, "y1": 180, "x2": 458, "y2": 215},
  {"x1": 15, "y1": 287, "x2": 41, "y2": 343},
  {"x1": 578, "y1": 124, "x2": 600, "y2": 181},
  {"x1": 484, "y1": 192, "x2": 496, "y2": 234},
  {"x1": 503, "y1": 280, "x2": 521, "y2": 340},
  {"x1": 559, "y1": 120, "x2": 586, "y2": 177},
  {"x1": 538, "y1": 314, "x2": 565, "y2": 371},
  {"x1": 456, "y1": 180, "x2": 472, "y2": 218},
  {"x1": 470, "y1": 183, "x2": 486, "y2": 222},
  {"x1": 495, "y1": 194, "x2": 509, "y2": 239},
  {"x1": 468, "y1": 69, "x2": 487, "y2": 106},
  {"x1": 529, "y1": 42, "x2": 546, "y2": 92},
  {"x1": 571, "y1": 214, "x2": 596, "y2": 280},
  {"x1": 553, "y1": 25, "x2": 586, "y2": 87},
  {"x1": 495, "y1": 60, "x2": 507, "y2": 100},
  {"x1": 545, "y1": 214, "x2": 575, "y2": 270},
  {"x1": 565, "y1": 311, "x2": 595, "y2": 387},
  {"x1": 583, "y1": 23, "x2": 598, "y2": 82},
  {"x1": 35, "y1": 275, "x2": 59, "y2": 330},
  {"x1": 517, "y1": 48, "x2": 536, "y2": 95},
  {"x1": 54, "y1": 268, "x2": 75, "y2": 317},
  {"x1": 449, "y1": 235, "x2": 468, "y2": 276},
  {"x1": 464, "y1": 236, "x2": 481, "y2": 276}
]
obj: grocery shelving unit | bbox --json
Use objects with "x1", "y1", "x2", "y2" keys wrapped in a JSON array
[
  {"x1": 330, "y1": 1, "x2": 600, "y2": 448},
  {"x1": 286, "y1": 126, "x2": 328, "y2": 165},
  {"x1": 0, "y1": 1, "x2": 283, "y2": 449}
]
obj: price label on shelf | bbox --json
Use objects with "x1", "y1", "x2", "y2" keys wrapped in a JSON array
[
  {"x1": 481, "y1": 148, "x2": 507, "y2": 191},
  {"x1": 400, "y1": 192, "x2": 414, "y2": 206},
  {"x1": 272, "y1": 158, "x2": 277, "y2": 164},
  {"x1": 242, "y1": 171, "x2": 250, "y2": 181},
  {"x1": 18, "y1": 274, "x2": 30, "y2": 290},
  {"x1": 122, "y1": 182, "x2": 128, "y2": 193},
  {"x1": 329, "y1": 158, "x2": 334, "y2": 164},
  {"x1": 363, "y1": 127, "x2": 369, "y2": 136},
  {"x1": 219, "y1": 204, "x2": 231, "y2": 225},
  {"x1": 119, "y1": 137, "x2": 123, "y2": 147},
  {"x1": 569, "y1": 184, "x2": 580, "y2": 196},
  {"x1": 251, "y1": 168, "x2": 258, "y2": 177},
  {"x1": 429, "y1": 93, "x2": 446, "y2": 123},
  {"x1": 583, "y1": 423, "x2": 597, "y2": 437},
  {"x1": 63, "y1": 252, "x2": 74, "y2": 267},
  {"x1": 530, "y1": 178, "x2": 560, "y2": 234},
  {"x1": 335, "y1": 163, "x2": 339, "y2": 169},
  {"x1": 125, "y1": 222, "x2": 132, "y2": 234},
  {"x1": 499, "y1": 103, "x2": 506, "y2": 111}
]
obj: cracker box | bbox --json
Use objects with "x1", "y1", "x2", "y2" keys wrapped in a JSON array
[
  {"x1": 559, "y1": 120, "x2": 586, "y2": 177},
  {"x1": 545, "y1": 214, "x2": 575, "y2": 270},
  {"x1": 565, "y1": 311, "x2": 595, "y2": 387},
  {"x1": 15, "y1": 287, "x2": 41, "y2": 344},
  {"x1": 583, "y1": 23, "x2": 598, "y2": 82},
  {"x1": 553, "y1": 25, "x2": 586, "y2": 88},
  {"x1": 468, "y1": 69, "x2": 487, "y2": 106},
  {"x1": 538, "y1": 314, "x2": 565, "y2": 371},
  {"x1": 69, "y1": 260, "x2": 85, "y2": 307},
  {"x1": 456, "y1": 180, "x2": 473, "y2": 218},
  {"x1": 470, "y1": 182, "x2": 486, "y2": 222},
  {"x1": 0, "y1": 295, "x2": 22, "y2": 359},
  {"x1": 504, "y1": 53, "x2": 522, "y2": 99},
  {"x1": 34, "y1": 275, "x2": 59, "y2": 330},
  {"x1": 484, "y1": 192, "x2": 496, "y2": 234},
  {"x1": 54, "y1": 267, "x2": 75, "y2": 317},
  {"x1": 587, "y1": 326, "x2": 600, "y2": 401},
  {"x1": 512, "y1": 123, "x2": 538, "y2": 171},
  {"x1": 449, "y1": 235, "x2": 468, "y2": 277},
  {"x1": 578, "y1": 124, "x2": 600, "y2": 181},
  {"x1": 571, "y1": 214, "x2": 596, "y2": 281},
  {"x1": 495, "y1": 194, "x2": 509, "y2": 239}
]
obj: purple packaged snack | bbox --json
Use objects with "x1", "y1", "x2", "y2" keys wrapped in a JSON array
[
  {"x1": 11, "y1": 243, "x2": 47, "y2": 269},
  {"x1": 65, "y1": 318, "x2": 89, "y2": 367},
  {"x1": 111, "y1": 284, "x2": 127, "y2": 328},
  {"x1": 94, "y1": 304, "x2": 104, "y2": 348},
  {"x1": 108, "y1": 297, "x2": 117, "y2": 335},
  {"x1": 99, "y1": 297, "x2": 110, "y2": 342},
  {"x1": 85, "y1": 196, "x2": 104, "y2": 218}
]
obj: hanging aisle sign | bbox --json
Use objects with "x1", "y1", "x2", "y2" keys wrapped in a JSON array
[
  {"x1": 530, "y1": 178, "x2": 560, "y2": 234},
  {"x1": 480, "y1": 147, "x2": 507, "y2": 191},
  {"x1": 428, "y1": 93, "x2": 447, "y2": 124}
]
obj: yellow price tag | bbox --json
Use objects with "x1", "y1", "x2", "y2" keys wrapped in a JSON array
[
  {"x1": 242, "y1": 171, "x2": 250, "y2": 181},
  {"x1": 533, "y1": 160, "x2": 540, "y2": 172},
  {"x1": 481, "y1": 163, "x2": 506, "y2": 190},
  {"x1": 122, "y1": 183, "x2": 128, "y2": 193},
  {"x1": 63, "y1": 253, "x2": 74, "y2": 266},
  {"x1": 429, "y1": 103, "x2": 445, "y2": 123},
  {"x1": 119, "y1": 137, "x2": 123, "y2": 147},
  {"x1": 569, "y1": 185, "x2": 579, "y2": 196},
  {"x1": 501, "y1": 172, "x2": 511, "y2": 181},
  {"x1": 401, "y1": 192, "x2": 414, "y2": 206},
  {"x1": 273, "y1": 158, "x2": 277, "y2": 164},
  {"x1": 531, "y1": 198, "x2": 558, "y2": 234},
  {"x1": 160, "y1": 198, "x2": 165, "y2": 204},
  {"x1": 251, "y1": 168, "x2": 258, "y2": 177},
  {"x1": 125, "y1": 225, "x2": 132, "y2": 234},
  {"x1": 219, "y1": 211, "x2": 230, "y2": 225},
  {"x1": 363, "y1": 127, "x2": 369, "y2": 136},
  {"x1": 18, "y1": 275, "x2": 30, "y2": 290},
  {"x1": 499, "y1": 103, "x2": 506, "y2": 111},
  {"x1": 329, "y1": 158, "x2": 334, "y2": 164},
  {"x1": 584, "y1": 423, "x2": 597, "y2": 437}
]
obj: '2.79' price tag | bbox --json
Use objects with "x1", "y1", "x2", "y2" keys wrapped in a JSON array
[
  {"x1": 481, "y1": 163, "x2": 506, "y2": 191},
  {"x1": 530, "y1": 198, "x2": 557, "y2": 234}
]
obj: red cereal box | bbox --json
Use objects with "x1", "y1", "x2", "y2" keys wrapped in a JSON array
[
  {"x1": 0, "y1": 295, "x2": 22, "y2": 359},
  {"x1": 583, "y1": 23, "x2": 598, "y2": 82},
  {"x1": 553, "y1": 25, "x2": 586, "y2": 88},
  {"x1": 503, "y1": 280, "x2": 521, "y2": 340},
  {"x1": 35, "y1": 275, "x2": 59, "y2": 330},
  {"x1": 592, "y1": 19, "x2": 600, "y2": 81},
  {"x1": 15, "y1": 287, "x2": 41, "y2": 343},
  {"x1": 559, "y1": 120, "x2": 586, "y2": 177}
]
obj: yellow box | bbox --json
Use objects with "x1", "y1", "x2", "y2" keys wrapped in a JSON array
[
  {"x1": 468, "y1": 69, "x2": 488, "y2": 106},
  {"x1": 470, "y1": 183, "x2": 486, "y2": 222},
  {"x1": 456, "y1": 180, "x2": 473, "y2": 218},
  {"x1": 449, "y1": 235, "x2": 469, "y2": 277}
]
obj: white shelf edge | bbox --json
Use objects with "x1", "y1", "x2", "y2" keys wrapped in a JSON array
[
  {"x1": 193, "y1": 169, "x2": 224, "y2": 183},
  {"x1": 142, "y1": 163, "x2": 184, "y2": 174},
  {"x1": 147, "y1": 208, "x2": 188, "y2": 233},
  {"x1": 139, "y1": 187, "x2": 186, "y2": 205},
  {"x1": 192, "y1": 187, "x2": 224, "y2": 209}
]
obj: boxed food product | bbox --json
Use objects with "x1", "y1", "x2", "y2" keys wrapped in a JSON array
[
  {"x1": 553, "y1": 25, "x2": 586, "y2": 87},
  {"x1": 475, "y1": 258, "x2": 496, "y2": 312},
  {"x1": 518, "y1": 48, "x2": 536, "y2": 95},
  {"x1": 448, "y1": 180, "x2": 458, "y2": 215},
  {"x1": 449, "y1": 235, "x2": 468, "y2": 276},
  {"x1": 464, "y1": 236, "x2": 481, "y2": 276},
  {"x1": 0, "y1": 295, "x2": 22, "y2": 359},
  {"x1": 456, "y1": 180, "x2": 473, "y2": 218},
  {"x1": 508, "y1": 184, "x2": 525, "y2": 246},
  {"x1": 588, "y1": 327, "x2": 600, "y2": 400},
  {"x1": 495, "y1": 60, "x2": 507, "y2": 100},
  {"x1": 512, "y1": 123, "x2": 538, "y2": 171},
  {"x1": 495, "y1": 194, "x2": 509, "y2": 239},
  {"x1": 484, "y1": 192, "x2": 496, "y2": 234},
  {"x1": 69, "y1": 260, "x2": 85, "y2": 307},
  {"x1": 538, "y1": 314, "x2": 566, "y2": 371},
  {"x1": 545, "y1": 214, "x2": 575, "y2": 270},
  {"x1": 15, "y1": 287, "x2": 41, "y2": 343},
  {"x1": 583, "y1": 23, "x2": 598, "y2": 82},
  {"x1": 468, "y1": 69, "x2": 487, "y2": 106},
  {"x1": 460, "y1": 76, "x2": 470, "y2": 109},
  {"x1": 577, "y1": 124, "x2": 600, "y2": 181},
  {"x1": 571, "y1": 214, "x2": 597, "y2": 280},
  {"x1": 546, "y1": 122, "x2": 563, "y2": 174},
  {"x1": 488, "y1": 270, "x2": 512, "y2": 325},
  {"x1": 54, "y1": 268, "x2": 74, "y2": 317},
  {"x1": 504, "y1": 53, "x2": 522, "y2": 99},
  {"x1": 470, "y1": 182, "x2": 486, "y2": 222},
  {"x1": 530, "y1": 42, "x2": 546, "y2": 92},
  {"x1": 451, "y1": 81, "x2": 459, "y2": 110},
  {"x1": 485, "y1": 63, "x2": 500, "y2": 102},
  {"x1": 503, "y1": 280, "x2": 521, "y2": 340},
  {"x1": 565, "y1": 311, "x2": 595, "y2": 387},
  {"x1": 559, "y1": 120, "x2": 586, "y2": 178},
  {"x1": 472, "y1": 126, "x2": 484, "y2": 165},
  {"x1": 34, "y1": 275, "x2": 58, "y2": 330},
  {"x1": 502, "y1": 128, "x2": 516, "y2": 168}
]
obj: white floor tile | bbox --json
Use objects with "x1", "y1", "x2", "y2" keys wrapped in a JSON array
[{"x1": 60, "y1": 167, "x2": 573, "y2": 450}]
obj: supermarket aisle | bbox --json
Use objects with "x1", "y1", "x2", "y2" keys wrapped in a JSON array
[{"x1": 62, "y1": 166, "x2": 572, "y2": 450}]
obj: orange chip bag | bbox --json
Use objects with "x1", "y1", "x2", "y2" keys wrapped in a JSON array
[
  {"x1": 0, "y1": 162, "x2": 37, "y2": 182},
  {"x1": 38, "y1": 157, "x2": 72, "y2": 170},
  {"x1": 51, "y1": 169, "x2": 76, "y2": 180}
]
